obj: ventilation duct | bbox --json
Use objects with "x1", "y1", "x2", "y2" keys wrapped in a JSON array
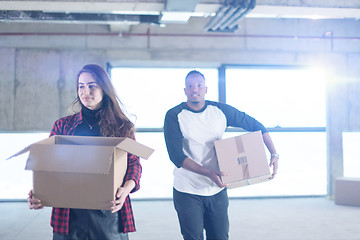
[
  {"x1": 160, "y1": 0, "x2": 200, "y2": 23},
  {"x1": 0, "y1": 10, "x2": 160, "y2": 25},
  {"x1": 204, "y1": 0, "x2": 256, "y2": 32},
  {"x1": 165, "y1": 0, "x2": 199, "y2": 12}
]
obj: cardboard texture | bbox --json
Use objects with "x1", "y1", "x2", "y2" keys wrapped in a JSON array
[
  {"x1": 8, "y1": 135, "x2": 154, "y2": 210},
  {"x1": 335, "y1": 177, "x2": 360, "y2": 207},
  {"x1": 214, "y1": 131, "x2": 271, "y2": 189}
]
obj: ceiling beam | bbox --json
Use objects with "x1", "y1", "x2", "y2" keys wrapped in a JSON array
[
  {"x1": 0, "y1": 10, "x2": 160, "y2": 24},
  {"x1": 0, "y1": 1, "x2": 164, "y2": 13},
  {"x1": 0, "y1": 0, "x2": 360, "y2": 14}
]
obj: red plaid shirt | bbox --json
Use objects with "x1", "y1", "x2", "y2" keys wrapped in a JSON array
[{"x1": 49, "y1": 110, "x2": 142, "y2": 234}]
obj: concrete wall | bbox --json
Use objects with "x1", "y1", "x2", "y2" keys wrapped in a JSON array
[{"x1": 1, "y1": 17, "x2": 360, "y2": 196}]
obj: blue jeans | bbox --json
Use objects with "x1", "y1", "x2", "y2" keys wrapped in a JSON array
[{"x1": 173, "y1": 188, "x2": 229, "y2": 240}]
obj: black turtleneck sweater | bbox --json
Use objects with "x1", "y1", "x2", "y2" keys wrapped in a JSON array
[{"x1": 74, "y1": 107, "x2": 101, "y2": 137}]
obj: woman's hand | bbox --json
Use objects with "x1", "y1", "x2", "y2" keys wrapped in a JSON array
[
  {"x1": 27, "y1": 190, "x2": 43, "y2": 210},
  {"x1": 110, "y1": 180, "x2": 136, "y2": 213}
]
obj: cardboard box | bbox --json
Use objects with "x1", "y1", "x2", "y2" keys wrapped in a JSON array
[
  {"x1": 8, "y1": 135, "x2": 154, "y2": 210},
  {"x1": 335, "y1": 177, "x2": 360, "y2": 207},
  {"x1": 214, "y1": 131, "x2": 271, "y2": 189}
]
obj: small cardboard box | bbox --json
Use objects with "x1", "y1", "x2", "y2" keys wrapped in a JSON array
[
  {"x1": 8, "y1": 135, "x2": 154, "y2": 210},
  {"x1": 214, "y1": 131, "x2": 271, "y2": 189},
  {"x1": 335, "y1": 177, "x2": 360, "y2": 207}
]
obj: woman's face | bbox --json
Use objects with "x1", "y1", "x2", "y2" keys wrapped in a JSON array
[{"x1": 78, "y1": 72, "x2": 104, "y2": 110}]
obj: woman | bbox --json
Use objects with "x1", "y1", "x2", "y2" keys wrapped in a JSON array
[{"x1": 27, "y1": 64, "x2": 142, "y2": 240}]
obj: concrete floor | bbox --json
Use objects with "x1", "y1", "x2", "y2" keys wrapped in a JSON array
[{"x1": 1, "y1": 197, "x2": 360, "y2": 240}]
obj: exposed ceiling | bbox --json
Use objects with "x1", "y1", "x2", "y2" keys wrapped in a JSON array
[{"x1": 0, "y1": 0, "x2": 360, "y2": 32}]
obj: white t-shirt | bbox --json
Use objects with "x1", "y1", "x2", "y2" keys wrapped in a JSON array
[{"x1": 164, "y1": 101, "x2": 267, "y2": 196}]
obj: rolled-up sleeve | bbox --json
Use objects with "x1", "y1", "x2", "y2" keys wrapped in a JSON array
[{"x1": 124, "y1": 153, "x2": 142, "y2": 193}]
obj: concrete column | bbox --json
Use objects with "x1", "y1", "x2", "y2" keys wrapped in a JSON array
[
  {"x1": 325, "y1": 53, "x2": 349, "y2": 197},
  {"x1": 0, "y1": 48, "x2": 16, "y2": 130}
]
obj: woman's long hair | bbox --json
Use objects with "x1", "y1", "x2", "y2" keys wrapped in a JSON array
[{"x1": 73, "y1": 64, "x2": 135, "y2": 138}]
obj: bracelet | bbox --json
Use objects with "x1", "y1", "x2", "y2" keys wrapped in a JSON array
[{"x1": 271, "y1": 153, "x2": 279, "y2": 159}]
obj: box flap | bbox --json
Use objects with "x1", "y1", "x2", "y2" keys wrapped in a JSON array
[
  {"x1": 115, "y1": 138, "x2": 154, "y2": 160},
  {"x1": 7, "y1": 136, "x2": 55, "y2": 160},
  {"x1": 53, "y1": 136, "x2": 154, "y2": 160},
  {"x1": 54, "y1": 135, "x2": 124, "y2": 146},
  {"x1": 7, "y1": 145, "x2": 31, "y2": 160},
  {"x1": 26, "y1": 144, "x2": 114, "y2": 174}
]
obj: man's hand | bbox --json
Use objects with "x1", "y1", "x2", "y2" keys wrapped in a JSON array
[
  {"x1": 269, "y1": 156, "x2": 279, "y2": 179},
  {"x1": 181, "y1": 157, "x2": 228, "y2": 188},
  {"x1": 205, "y1": 169, "x2": 229, "y2": 188},
  {"x1": 27, "y1": 190, "x2": 43, "y2": 210}
]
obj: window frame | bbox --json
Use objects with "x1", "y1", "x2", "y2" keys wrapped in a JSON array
[
  {"x1": 109, "y1": 64, "x2": 328, "y2": 198},
  {"x1": 219, "y1": 64, "x2": 327, "y2": 133}
]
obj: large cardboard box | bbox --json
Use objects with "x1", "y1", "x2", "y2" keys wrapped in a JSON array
[
  {"x1": 9, "y1": 135, "x2": 154, "y2": 210},
  {"x1": 214, "y1": 131, "x2": 271, "y2": 189},
  {"x1": 335, "y1": 177, "x2": 360, "y2": 207}
]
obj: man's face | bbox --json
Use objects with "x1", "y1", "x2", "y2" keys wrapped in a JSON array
[{"x1": 184, "y1": 73, "x2": 207, "y2": 105}]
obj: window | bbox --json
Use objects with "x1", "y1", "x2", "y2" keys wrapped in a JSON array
[
  {"x1": 110, "y1": 65, "x2": 328, "y2": 199},
  {"x1": 111, "y1": 67, "x2": 218, "y2": 199},
  {"x1": 0, "y1": 66, "x2": 328, "y2": 199},
  {"x1": 1, "y1": 65, "x2": 328, "y2": 200},
  {"x1": 111, "y1": 67, "x2": 218, "y2": 128},
  {"x1": 223, "y1": 132, "x2": 327, "y2": 197},
  {"x1": 0, "y1": 133, "x2": 49, "y2": 199},
  {"x1": 226, "y1": 67, "x2": 326, "y2": 128},
  {"x1": 343, "y1": 132, "x2": 360, "y2": 178},
  {"x1": 224, "y1": 65, "x2": 327, "y2": 197}
]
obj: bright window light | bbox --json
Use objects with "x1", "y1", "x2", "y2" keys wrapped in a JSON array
[
  {"x1": 0, "y1": 65, "x2": 329, "y2": 200},
  {"x1": 226, "y1": 67, "x2": 326, "y2": 128},
  {"x1": 129, "y1": 131, "x2": 328, "y2": 199},
  {"x1": 111, "y1": 67, "x2": 218, "y2": 128},
  {"x1": 224, "y1": 132, "x2": 327, "y2": 197},
  {"x1": 343, "y1": 132, "x2": 360, "y2": 178},
  {"x1": 109, "y1": 66, "x2": 328, "y2": 199},
  {"x1": 0, "y1": 133, "x2": 49, "y2": 199}
]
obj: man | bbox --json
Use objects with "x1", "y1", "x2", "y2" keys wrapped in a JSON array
[{"x1": 163, "y1": 70, "x2": 279, "y2": 240}]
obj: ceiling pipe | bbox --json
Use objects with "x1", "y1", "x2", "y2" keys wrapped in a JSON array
[
  {"x1": 219, "y1": 7, "x2": 247, "y2": 30},
  {"x1": 226, "y1": 0, "x2": 256, "y2": 29},
  {"x1": 203, "y1": 5, "x2": 231, "y2": 32},
  {"x1": 210, "y1": 7, "x2": 239, "y2": 31},
  {"x1": 219, "y1": 1, "x2": 249, "y2": 31},
  {"x1": 205, "y1": 0, "x2": 256, "y2": 32}
]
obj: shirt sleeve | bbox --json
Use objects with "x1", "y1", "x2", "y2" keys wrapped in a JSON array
[
  {"x1": 163, "y1": 108, "x2": 187, "y2": 168},
  {"x1": 217, "y1": 102, "x2": 268, "y2": 134},
  {"x1": 49, "y1": 119, "x2": 62, "y2": 136},
  {"x1": 123, "y1": 153, "x2": 142, "y2": 193}
]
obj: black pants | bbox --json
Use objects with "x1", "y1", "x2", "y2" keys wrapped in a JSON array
[
  {"x1": 173, "y1": 188, "x2": 229, "y2": 240},
  {"x1": 53, "y1": 232, "x2": 128, "y2": 240},
  {"x1": 52, "y1": 209, "x2": 129, "y2": 240}
]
